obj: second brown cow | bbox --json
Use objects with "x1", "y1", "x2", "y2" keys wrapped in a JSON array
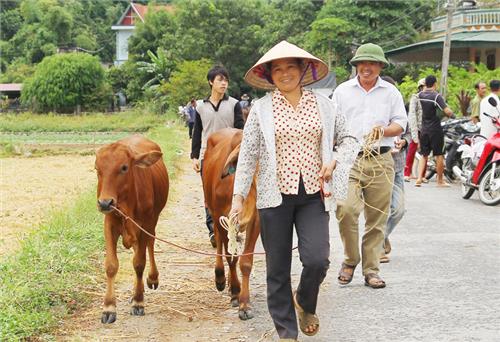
[{"x1": 202, "y1": 128, "x2": 260, "y2": 320}]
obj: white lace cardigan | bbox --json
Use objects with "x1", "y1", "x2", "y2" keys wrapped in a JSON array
[{"x1": 233, "y1": 90, "x2": 359, "y2": 211}]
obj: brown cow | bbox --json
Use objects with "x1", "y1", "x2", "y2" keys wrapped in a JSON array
[
  {"x1": 202, "y1": 128, "x2": 260, "y2": 320},
  {"x1": 95, "y1": 135, "x2": 169, "y2": 324}
]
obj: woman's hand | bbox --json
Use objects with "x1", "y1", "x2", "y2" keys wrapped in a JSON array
[
  {"x1": 318, "y1": 160, "x2": 336, "y2": 198},
  {"x1": 229, "y1": 194, "x2": 244, "y2": 223}
]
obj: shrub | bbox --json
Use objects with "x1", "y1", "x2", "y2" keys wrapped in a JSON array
[
  {"x1": 21, "y1": 52, "x2": 110, "y2": 113},
  {"x1": 398, "y1": 63, "x2": 500, "y2": 116}
]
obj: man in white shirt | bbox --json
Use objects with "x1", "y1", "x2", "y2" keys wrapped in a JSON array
[
  {"x1": 479, "y1": 80, "x2": 500, "y2": 139},
  {"x1": 333, "y1": 43, "x2": 407, "y2": 289}
]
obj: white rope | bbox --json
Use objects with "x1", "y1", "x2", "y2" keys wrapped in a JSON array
[{"x1": 219, "y1": 213, "x2": 245, "y2": 260}]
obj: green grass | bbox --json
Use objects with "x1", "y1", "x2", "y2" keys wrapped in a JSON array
[
  {"x1": 0, "y1": 118, "x2": 188, "y2": 340},
  {"x1": 0, "y1": 110, "x2": 166, "y2": 133}
]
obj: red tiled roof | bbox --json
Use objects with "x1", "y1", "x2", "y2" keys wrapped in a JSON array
[
  {"x1": 131, "y1": 3, "x2": 174, "y2": 22},
  {"x1": 0, "y1": 83, "x2": 22, "y2": 92}
]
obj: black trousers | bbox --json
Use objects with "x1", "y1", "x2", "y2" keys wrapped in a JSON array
[
  {"x1": 200, "y1": 160, "x2": 214, "y2": 235},
  {"x1": 258, "y1": 179, "x2": 330, "y2": 339}
]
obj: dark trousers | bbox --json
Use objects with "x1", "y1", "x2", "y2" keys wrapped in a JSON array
[
  {"x1": 258, "y1": 179, "x2": 330, "y2": 339},
  {"x1": 188, "y1": 122, "x2": 194, "y2": 139},
  {"x1": 199, "y1": 159, "x2": 214, "y2": 235}
]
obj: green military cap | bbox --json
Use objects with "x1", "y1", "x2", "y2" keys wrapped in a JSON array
[{"x1": 349, "y1": 43, "x2": 389, "y2": 67}]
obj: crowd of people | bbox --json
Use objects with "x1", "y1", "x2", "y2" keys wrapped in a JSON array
[{"x1": 183, "y1": 41, "x2": 498, "y2": 341}]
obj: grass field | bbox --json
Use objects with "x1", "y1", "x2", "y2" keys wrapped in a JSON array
[{"x1": 0, "y1": 111, "x2": 188, "y2": 341}]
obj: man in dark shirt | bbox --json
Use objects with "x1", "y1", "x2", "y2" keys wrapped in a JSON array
[
  {"x1": 190, "y1": 65, "x2": 244, "y2": 247},
  {"x1": 415, "y1": 75, "x2": 455, "y2": 187}
]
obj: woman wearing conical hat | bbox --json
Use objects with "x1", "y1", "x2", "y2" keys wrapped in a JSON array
[{"x1": 230, "y1": 41, "x2": 359, "y2": 340}]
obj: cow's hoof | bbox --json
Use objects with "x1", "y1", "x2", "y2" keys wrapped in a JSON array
[
  {"x1": 215, "y1": 280, "x2": 226, "y2": 292},
  {"x1": 130, "y1": 306, "x2": 145, "y2": 316},
  {"x1": 101, "y1": 311, "x2": 117, "y2": 324},
  {"x1": 147, "y1": 278, "x2": 159, "y2": 290},
  {"x1": 230, "y1": 297, "x2": 239, "y2": 307},
  {"x1": 238, "y1": 308, "x2": 254, "y2": 320}
]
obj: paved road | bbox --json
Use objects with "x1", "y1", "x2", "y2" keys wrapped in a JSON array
[
  {"x1": 313, "y1": 180, "x2": 500, "y2": 342},
  {"x1": 210, "y1": 178, "x2": 500, "y2": 342},
  {"x1": 165, "y1": 176, "x2": 500, "y2": 342}
]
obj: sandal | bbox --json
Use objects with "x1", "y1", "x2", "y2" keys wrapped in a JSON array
[
  {"x1": 364, "y1": 273, "x2": 386, "y2": 289},
  {"x1": 337, "y1": 262, "x2": 356, "y2": 285},
  {"x1": 379, "y1": 253, "x2": 390, "y2": 263},
  {"x1": 415, "y1": 180, "x2": 422, "y2": 187},
  {"x1": 293, "y1": 291, "x2": 319, "y2": 336}
]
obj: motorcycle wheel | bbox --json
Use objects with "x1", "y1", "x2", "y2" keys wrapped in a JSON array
[
  {"x1": 478, "y1": 165, "x2": 500, "y2": 206},
  {"x1": 461, "y1": 183, "x2": 475, "y2": 199}
]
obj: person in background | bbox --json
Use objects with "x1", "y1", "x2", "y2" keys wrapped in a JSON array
[
  {"x1": 470, "y1": 81, "x2": 488, "y2": 124},
  {"x1": 231, "y1": 40, "x2": 358, "y2": 341},
  {"x1": 186, "y1": 98, "x2": 197, "y2": 139},
  {"x1": 379, "y1": 76, "x2": 412, "y2": 263},
  {"x1": 415, "y1": 75, "x2": 455, "y2": 187},
  {"x1": 479, "y1": 79, "x2": 500, "y2": 139},
  {"x1": 191, "y1": 65, "x2": 244, "y2": 247},
  {"x1": 404, "y1": 78, "x2": 425, "y2": 182},
  {"x1": 333, "y1": 43, "x2": 407, "y2": 289}
]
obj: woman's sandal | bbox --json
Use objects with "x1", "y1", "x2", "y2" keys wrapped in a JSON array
[
  {"x1": 364, "y1": 273, "x2": 386, "y2": 289},
  {"x1": 337, "y1": 262, "x2": 356, "y2": 285},
  {"x1": 293, "y1": 291, "x2": 319, "y2": 336}
]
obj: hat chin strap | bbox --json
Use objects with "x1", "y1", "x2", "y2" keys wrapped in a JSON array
[{"x1": 298, "y1": 61, "x2": 318, "y2": 87}]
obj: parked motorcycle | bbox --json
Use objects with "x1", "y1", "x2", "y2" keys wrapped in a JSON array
[
  {"x1": 425, "y1": 117, "x2": 480, "y2": 182},
  {"x1": 453, "y1": 97, "x2": 500, "y2": 206}
]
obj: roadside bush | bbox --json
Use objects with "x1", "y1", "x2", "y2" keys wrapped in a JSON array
[
  {"x1": 398, "y1": 63, "x2": 500, "y2": 115},
  {"x1": 21, "y1": 52, "x2": 111, "y2": 113}
]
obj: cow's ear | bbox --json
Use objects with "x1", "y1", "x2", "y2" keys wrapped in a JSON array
[
  {"x1": 221, "y1": 144, "x2": 240, "y2": 178},
  {"x1": 134, "y1": 151, "x2": 163, "y2": 168}
]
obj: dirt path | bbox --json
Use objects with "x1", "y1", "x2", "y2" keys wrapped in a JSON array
[
  {"x1": 0, "y1": 155, "x2": 96, "y2": 256},
  {"x1": 57, "y1": 156, "x2": 277, "y2": 342}
]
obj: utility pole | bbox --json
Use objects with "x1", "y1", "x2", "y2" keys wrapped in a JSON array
[{"x1": 440, "y1": 0, "x2": 455, "y2": 99}]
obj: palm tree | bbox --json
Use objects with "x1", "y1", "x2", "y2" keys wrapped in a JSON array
[{"x1": 136, "y1": 48, "x2": 174, "y2": 91}]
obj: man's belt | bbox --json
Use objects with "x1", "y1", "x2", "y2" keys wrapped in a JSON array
[{"x1": 358, "y1": 146, "x2": 391, "y2": 157}]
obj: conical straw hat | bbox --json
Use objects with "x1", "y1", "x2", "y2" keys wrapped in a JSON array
[{"x1": 245, "y1": 41, "x2": 329, "y2": 90}]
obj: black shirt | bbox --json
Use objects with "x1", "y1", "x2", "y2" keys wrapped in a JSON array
[{"x1": 418, "y1": 90, "x2": 447, "y2": 133}]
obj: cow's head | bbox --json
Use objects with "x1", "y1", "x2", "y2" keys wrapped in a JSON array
[{"x1": 95, "y1": 143, "x2": 162, "y2": 213}]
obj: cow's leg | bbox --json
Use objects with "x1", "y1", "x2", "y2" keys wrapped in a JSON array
[
  {"x1": 102, "y1": 219, "x2": 119, "y2": 324},
  {"x1": 131, "y1": 237, "x2": 147, "y2": 316},
  {"x1": 226, "y1": 247, "x2": 241, "y2": 308},
  {"x1": 214, "y1": 221, "x2": 226, "y2": 292},
  {"x1": 238, "y1": 218, "x2": 260, "y2": 320},
  {"x1": 146, "y1": 236, "x2": 159, "y2": 290}
]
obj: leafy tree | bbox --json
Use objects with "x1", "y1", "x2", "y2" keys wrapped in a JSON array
[
  {"x1": 161, "y1": 59, "x2": 213, "y2": 109},
  {"x1": 307, "y1": 0, "x2": 438, "y2": 66},
  {"x1": 21, "y1": 52, "x2": 109, "y2": 113},
  {"x1": 168, "y1": 0, "x2": 266, "y2": 93},
  {"x1": 0, "y1": 59, "x2": 35, "y2": 83},
  {"x1": 128, "y1": 8, "x2": 177, "y2": 62},
  {"x1": 0, "y1": 8, "x2": 23, "y2": 40},
  {"x1": 259, "y1": 0, "x2": 319, "y2": 53}
]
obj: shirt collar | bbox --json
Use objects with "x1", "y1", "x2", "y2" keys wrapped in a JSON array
[
  {"x1": 350, "y1": 76, "x2": 387, "y2": 90},
  {"x1": 203, "y1": 93, "x2": 229, "y2": 102},
  {"x1": 272, "y1": 88, "x2": 315, "y2": 105}
]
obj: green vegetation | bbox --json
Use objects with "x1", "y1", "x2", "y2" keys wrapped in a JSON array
[
  {"x1": 2, "y1": 0, "x2": 441, "y2": 110},
  {"x1": 398, "y1": 64, "x2": 500, "y2": 115},
  {"x1": 21, "y1": 52, "x2": 109, "y2": 113},
  {"x1": 0, "y1": 115, "x2": 188, "y2": 340},
  {"x1": 0, "y1": 111, "x2": 165, "y2": 133}
]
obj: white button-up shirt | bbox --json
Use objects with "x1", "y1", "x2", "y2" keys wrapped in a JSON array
[
  {"x1": 333, "y1": 77, "x2": 407, "y2": 148},
  {"x1": 479, "y1": 93, "x2": 500, "y2": 139}
]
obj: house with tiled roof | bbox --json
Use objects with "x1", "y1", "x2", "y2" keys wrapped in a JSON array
[
  {"x1": 111, "y1": 2, "x2": 173, "y2": 66},
  {"x1": 387, "y1": 2, "x2": 500, "y2": 70}
]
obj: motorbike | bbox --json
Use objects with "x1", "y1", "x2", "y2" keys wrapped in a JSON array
[
  {"x1": 453, "y1": 97, "x2": 500, "y2": 206},
  {"x1": 424, "y1": 117, "x2": 480, "y2": 182}
]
